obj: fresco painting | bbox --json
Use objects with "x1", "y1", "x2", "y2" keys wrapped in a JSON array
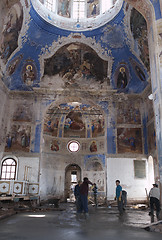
[
  {"x1": 58, "y1": 0, "x2": 71, "y2": 18},
  {"x1": 91, "y1": 117, "x2": 105, "y2": 137},
  {"x1": 43, "y1": 43, "x2": 108, "y2": 90},
  {"x1": 7, "y1": 54, "x2": 23, "y2": 76},
  {"x1": 86, "y1": 161, "x2": 103, "y2": 171},
  {"x1": 0, "y1": 2, "x2": 23, "y2": 64},
  {"x1": 147, "y1": 122, "x2": 156, "y2": 153},
  {"x1": 21, "y1": 61, "x2": 37, "y2": 86},
  {"x1": 64, "y1": 109, "x2": 86, "y2": 138},
  {"x1": 90, "y1": 141, "x2": 97, "y2": 152},
  {"x1": 117, "y1": 128, "x2": 142, "y2": 153},
  {"x1": 13, "y1": 104, "x2": 33, "y2": 122},
  {"x1": 129, "y1": 58, "x2": 146, "y2": 82},
  {"x1": 87, "y1": 0, "x2": 100, "y2": 18},
  {"x1": 50, "y1": 139, "x2": 60, "y2": 152},
  {"x1": 5, "y1": 124, "x2": 31, "y2": 152},
  {"x1": 44, "y1": 103, "x2": 105, "y2": 138},
  {"x1": 117, "y1": 101, "x2": 141, "y2": 124},
  {"x1": 146, "y1": 98, "x2": 154, "y2": 122},
  {"x1": 44, "y1": 109, "x2": 60, "y2": 137},
  {"x1": 114, "y1": 65, "x2": 129, "y2": 89},
  {"x1": 130, "y1": 8, "x2": 150, "y2": 71}
]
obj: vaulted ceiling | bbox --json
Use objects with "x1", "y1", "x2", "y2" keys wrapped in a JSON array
[{"x1": 0, "y1": 0, "x2": 160, "y2": 94}]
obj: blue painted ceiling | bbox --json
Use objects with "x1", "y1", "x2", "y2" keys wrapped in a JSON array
[{"x1": 1, "y1": 0, "x2": 155, "y2": 93}]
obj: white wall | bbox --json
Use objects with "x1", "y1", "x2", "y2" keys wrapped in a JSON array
[
  {"x1": 18, "y1": 157, "x2": 39, "y2": 183},
  {"x1": 107, "y1": 157, "x2": 154, "y2": 201}
]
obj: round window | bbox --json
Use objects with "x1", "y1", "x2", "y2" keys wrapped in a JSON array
[{"x1": 68, "y1": 141, "x2": 80, "y2": 152}]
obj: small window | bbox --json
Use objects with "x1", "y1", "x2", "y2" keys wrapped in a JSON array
[
  {"x1": 1, "y1": 158, "x2": 17, "y2": 180},
  {"x1": 134, "y1": 160, "x2": 146, "y2": 178},
  {"x1": 45, "y1": 0, "x2": 56, "y2": 12}
]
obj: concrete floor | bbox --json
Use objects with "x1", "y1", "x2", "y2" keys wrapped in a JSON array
[{"x1": 0, "y1": 203, "x2": 161, "y2": 240}]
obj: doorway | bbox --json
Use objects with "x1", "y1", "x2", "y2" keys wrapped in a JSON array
[{"x1": 65, "y1": 164, "x2": 81, "y2": 202}]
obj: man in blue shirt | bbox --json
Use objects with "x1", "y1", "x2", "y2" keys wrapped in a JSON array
[{"x1": 115, "y1": 180, "x2": 123, "y2": 215}]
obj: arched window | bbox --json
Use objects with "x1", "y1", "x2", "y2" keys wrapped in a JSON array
[
  {"x1": 1, "y1": 158, "x2": 17, "y2": 180},
  {"x1": 40, "y1": 0, "x2": 117, "y2": 19}
]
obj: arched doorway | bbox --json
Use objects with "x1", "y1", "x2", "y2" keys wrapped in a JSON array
[{"x1": 65, "y1": 164, "x2": 81, "y2": 202}]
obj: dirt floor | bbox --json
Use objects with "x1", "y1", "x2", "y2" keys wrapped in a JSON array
[{"x1": 0, "y1": 199, "x2": 162, "y2": 233}]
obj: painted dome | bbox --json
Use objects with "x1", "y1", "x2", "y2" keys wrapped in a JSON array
[{"x1": 32, "y1": 0, "x2": 123, "y2": 31}]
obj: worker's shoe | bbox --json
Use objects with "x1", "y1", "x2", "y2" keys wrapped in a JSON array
[{"x1": 85, "y1": 213, "x2": 89, "y2": 219}]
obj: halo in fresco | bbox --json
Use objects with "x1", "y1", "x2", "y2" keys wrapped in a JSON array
[
  {"x1": 21, "y1": 60, "x2": 37, "y2": 86},
  {"x1": 114, "y1": 64, "x2": 129, "y2": 89}
]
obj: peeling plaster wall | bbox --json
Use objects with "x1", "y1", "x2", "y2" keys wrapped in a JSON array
[
  {"x1": 0, "y1": 89, "x2": 157, "y2": 201},
  {"x1": 0, "y1": 0, "x2": 161, "y2": 203},
  {"x1": 17, "y1": 157, "x2": 39, "y2": 182},
  {"x1": 39, "y1": 152, "x2": 106, "y2": 200},
  {"x1": 0, "y1": 81, "x2": 10, "y2": 157}
]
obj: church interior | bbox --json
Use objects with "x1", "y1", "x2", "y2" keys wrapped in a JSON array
[{"x1": 0, "y1": 0, "x2": 162, "y2": 212}]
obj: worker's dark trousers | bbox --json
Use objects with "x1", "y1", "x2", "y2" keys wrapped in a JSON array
[
  {"x1": 117, "y1": 198, "x2": 123, "y2": 215},
  {"x1": 150, "y1": 197, "x2": 161, "y2": 220},
  {"x1": 80, "y1": 194, "x2": 88, "y2": 213}
]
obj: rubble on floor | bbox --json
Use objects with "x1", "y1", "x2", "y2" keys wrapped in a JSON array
[
  {"x1": 0, "y1": 198, "x2": 65, "y2": 219},
  {"x1": 144, "y1": 221, "x2": 162, "y2": 233}
]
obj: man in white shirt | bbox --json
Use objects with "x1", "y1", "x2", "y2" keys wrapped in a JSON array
[{"x1": 149, "y1": 183, "x2": 161, "y2": 221}]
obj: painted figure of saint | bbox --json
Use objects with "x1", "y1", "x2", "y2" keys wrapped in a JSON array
[
  {"x1": 90, "y1": 141, "x2": 97, "y2": 152},
  {"x1": 50, "y1": 140, "x2": 59, "y2": 152},
  {"x1": 58, "y1": 0, "x2": 71, "y2": 18},
  {"x1": 117, "y1": 67, "x2": 127, "y2": 89},
  {"x1": 23, "y1": 64, "x2": 36, "y2": 86},
  {"x1": 135, "y1": 65, "x2": 146, "y2": 81}
]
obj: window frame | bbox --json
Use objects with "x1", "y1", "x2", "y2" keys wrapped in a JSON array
[
  {"x1": 134, "y1": 160, "x2": 146, "y2": 179},
  {"x1": 0, "y1": 157, "x2": 18, "y2": 180}
]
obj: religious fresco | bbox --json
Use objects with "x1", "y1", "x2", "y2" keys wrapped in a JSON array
[
  {"x1": 58, "y1": 0, "x2": 71, "y2": 18},
  {"x1": 147, "y1": 122, "x2": 156, "y2": 153},
  {"x1": 13, "y1": 104, "x2": 33, "y2": 122},
  {"x1": 21, "y1": 61, "x2": 37, "y2": 86},
  {"x1": 64, "y1": 109, "x2": 86, "y2": 138},
  {"x1": 129, "y1": 57, "x2": 146, "y2": 82},
  {"x1": 90, "y1": 141, "x2": 97, "y2": 152},
  {"x1": 7, "y1": 54, "x2": 23, "y2": 76},
  {"x1": 0, "y1": 2, "x2": 23, "y2": 64},
  {"x1": 117, "y1": 128, "x2": 142, "y2": 153},
  {"x1": 87, "y1": 0, "x2": 100, "y2": 18},
  {"x1": 43, "y1": 103, "x2": 105, "y2": 138},
  {"x1": 50, "y1": 139, "x2": 60, "y2": 152},
  {"x1": 114, "y1": 64, "x2": 129, "y2": 89},
  {"x1": 86, "y1": 161, "x2": 103, "y2": 171},
  {"x1": 44, "y1": 111, "x2": 60, "y2": 137},
  {"x1": 91, "y1": 117, "x2": 105, "y2": 137},
  {"x1": 43, "y1": 43, "x2": 108, "y2": 90},
  {"x1": 117, "y1": 100, "x2": 141, "y2": 124},
  {"x1": 130, "y1": 8, "x2": 150, "y2": 71},
  {"x1": 146, "y1": 98, "x2": 154, "y2": 123},
  {"x1": 5, "y1": 124, "x2": 31, "y2": 152}
]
